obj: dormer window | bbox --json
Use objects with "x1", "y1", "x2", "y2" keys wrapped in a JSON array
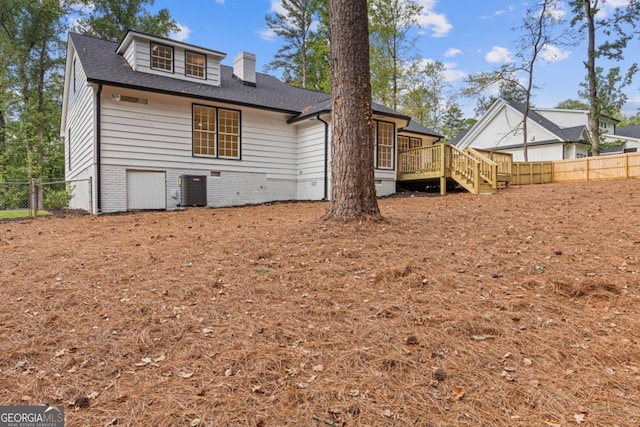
[
  {"x1": 150, "y1": 42, "x2": 173, "y2": 72},
  {"x1": 186, "y1": 51, "x2": 206, "y2": 79}
]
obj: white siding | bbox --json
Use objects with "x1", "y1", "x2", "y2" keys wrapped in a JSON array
[
  {"x1": 296, "y1": 120, "x2": 328, "y2": 200},
  {"x1": 470, "y1": 107, "x2": 560, "y2": 150},
  {"x1": 123, "y1": 41, "x2": 136, "y2": 70},
  {"x1": 101, "y1": 88, "x2": 298, "y2": 177},
  {"x1": 534, "y1": 109, "x2": 589, "y2": 129},
  {"x1": 507, "y1": 144, "x2": 565, "y2": 162},
  {"x1": 64, "y1": 48, "x2": 97, "y2": 213},
  {"x1": 98, "y1": 88, "x2": 303, "y2": 210}
]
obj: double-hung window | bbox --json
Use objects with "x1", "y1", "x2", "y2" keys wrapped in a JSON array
[
  {"x1": 376, "y1": 121, "x2": 394, "y2": 169},
  {"x1": 185, "y1": 51, "x2": 206, "y2": 79},
  {"x1": 150, "y1": 42, "x2": 173, "y2": 72},
  {"x1": 193, "y1": 105, "x2": 240, "y2": 159}
]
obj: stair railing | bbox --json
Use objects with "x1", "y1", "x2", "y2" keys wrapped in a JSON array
[
  {"x1": 447, "y1": 145, "x2": 481, "y2": 193},
  {"x1": 467, "y1": 148, "x2": 498, "y2": 189}
]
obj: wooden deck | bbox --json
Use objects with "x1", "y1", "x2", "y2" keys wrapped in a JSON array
[{"x1": 397, "y1": 145, "x2": 513, "y2": 195}]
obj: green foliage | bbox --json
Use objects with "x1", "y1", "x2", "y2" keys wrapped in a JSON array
[
  {"x1": 618, "y1": 112, "x2": 640, "y2": 127},
  {"x1": 464, "y1": 69, "x2": 528, "y2": 117},
  {"x1": 44, "y1": 185, "x2": 73, "y2": 210},
  {"x1": 75, "y1": 0, "x2": 178, "y2": 41},
  {"x1": 264, "y1": 0, "x2": 328, "y2": 91},
  {"x1": 399, "y1": 60, "x2": 465, "y2": 140},
  {"x1": 0, "y1": 0, "x2": 67, "y2": 189},
  {"x1": 555, "y1": 99, "x2": 590, "y2": 110},
  {"x1": 568, "y1": 0, "x2": 639, "y2": 153},
  {"x1": 578, "y1": 65, "x2": 638, "y2": 119},
  {"x1": 368, "y1": 0, "x2": 422, "y2": 109}
]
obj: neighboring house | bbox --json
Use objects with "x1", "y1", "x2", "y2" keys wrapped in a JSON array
[
  {"x1": 61, "y1": 31, "x2": 442, "y2": 213},
  {"x1": 602, "y1": 125, "x2": 640, "y2": 155},
  {"x1": 452, "y1": 98, "x2": 640, "y2": 161}
]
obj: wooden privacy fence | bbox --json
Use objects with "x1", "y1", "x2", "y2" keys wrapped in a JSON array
[
  {"x1": 512, "y1": 162, "x2": 554, "y2": 185},
  {"x1": 511, "y1": 152, "x2": 640, "y2": 185},
  {"x1": 553, "y1": 152, "x2": 640, "y2": 182}
]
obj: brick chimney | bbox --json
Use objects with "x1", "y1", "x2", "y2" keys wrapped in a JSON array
[{"x1": 233, "y1": 52, "x2": 256, "y2": 86}]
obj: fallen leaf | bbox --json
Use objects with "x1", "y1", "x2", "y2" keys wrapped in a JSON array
[
  {"x1": 452, "y1": 387, "x2": 465, "y2": 400},
  {"x1": 523, "y1": 358, "x2": 533, "y2": 366},
  {"x1": 178, "y1": 371, "x2": 194, "y2": 378},
  {"x1": 190, "y1": 418, "x2": 201, "y2": 427},
  {"x1": 382, "y1": 409, "x2": 393, "y2": 418},
  {"x1": 154, "y1": 354, "x2": 165, "y2": 362},
  {"x1": 574, "y1": 413, "x2": 585, "y2": 424},
  {"x1": 312, "y1": 364, "x2": 324, "y2": 372}
]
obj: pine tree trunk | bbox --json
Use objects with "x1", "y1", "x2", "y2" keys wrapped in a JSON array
[
  {"x1": 585, "y1": 0, "x2": 600, "y2": 156},
  {"x1": 324, "y1": 0, "x2": 381, "y2": 220}
]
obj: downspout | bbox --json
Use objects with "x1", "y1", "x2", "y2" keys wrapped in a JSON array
[
  {"x1": 316, "y1": 114, "x2": 329, "y2": 200},
  {"x1": 96, "y1": 84, "x2": 102, "y2": 213}
]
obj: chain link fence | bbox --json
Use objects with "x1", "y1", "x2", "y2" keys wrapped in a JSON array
[{"x1": 0, "y1": 178, "x2": 92, "y2": 218}]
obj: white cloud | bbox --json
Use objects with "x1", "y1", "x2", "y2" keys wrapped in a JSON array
[
  {"x1": 541, "y1": 44, "x2": 571, "y2": 62},
  {"x1": 445, "y1": 48, "x2": 462, "y2": 58},
  {"x1": 269, "y1": 0, "x2": 286, "y2": 15},
  {"x1": 622, "y1": 95, "x2": 640, "y2": 116},
  {"x1": 607, "y1": 0, "x2": 630, "y2": 7},
  {"x1": 416, "y1": 0, "x2": 452, "y2": 37},
  {"x1": 485, "y1": 46, "x2": 513, "y2": 63},
  {"x1": 442, "y1": 62, "x2": 466, "y2": 82},
  {"x1": 416, "y1": 58, "x2": 466, "y2": 83},
  {"x1": 170, "y1": 23, "x2": 191, "y2": 42},
  {"x1": 480, "y1": 4, "x2": 517, "y2": 19},
  {"x1": 259, "y1": 27, "x2": 277, "y2": 41}
]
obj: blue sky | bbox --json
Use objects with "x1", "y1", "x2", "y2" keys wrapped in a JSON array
[{"x1": 149, "y1": 0, "x2": 640, "y2": 118}]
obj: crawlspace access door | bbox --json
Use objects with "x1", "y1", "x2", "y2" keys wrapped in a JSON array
[{"x1": 126, "y1": 170, "x2": 166, "y2": 210}]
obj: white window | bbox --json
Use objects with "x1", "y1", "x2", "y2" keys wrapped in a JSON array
[
  {"x1": 193, "y1": 105, "x2": 241, "y2": 159},
  {"x1": 185, "y1": 51, "x2": 206, "y2": 79},
  {"x1": 376, "y1": 121, "x2": 394, "y2": 169},
  {"x1": 150, "y1": 42, "x2": 173, "y2": 72}
]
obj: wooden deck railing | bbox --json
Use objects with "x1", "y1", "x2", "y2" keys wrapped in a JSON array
[
  {"x1": 467, "y1": 148, "x2": 498, "y2": 189},
  {"x1": 398, "y1": 144, "x2": 507, "y2": 194},
  {"x1": 398, "y1": 144, "x2": 444, "y2": 175},
  {"x1": 469, "y1": 148, "x2": 513, "y2": 183}
]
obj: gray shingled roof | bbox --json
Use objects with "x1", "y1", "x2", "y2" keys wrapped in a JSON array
[
  {"x1": 617, "y1": 125, "x2": 640, "y2": 139},
  {"x1": 399, "y1": 119, "x2": 443, "y2": 138},
  {"x1": 449, "y1": 129, "x2": 470, "y2": 146},
  {"x1": 70, "y1": 32, "x2": 408, "y2": 121},
  {"x1": 508, "y1": 101, "x2": 589, "y2": 143}
]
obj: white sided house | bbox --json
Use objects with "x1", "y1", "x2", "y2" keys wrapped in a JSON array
[
  {"x1": 61, "y1": 31, "x2": 442, "y2": 213},
  {"x1": 453, "y1": 99, "x2": 593, "y2": 161},
  {"x1": 453, "y1": 99, "x2": 640, "y2": 161}
]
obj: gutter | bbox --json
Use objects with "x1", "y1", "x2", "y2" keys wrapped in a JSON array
[
  {"x1": 316, "y1": 113, "x2": 329, "y2": 200},
  {"x1": 96, "y1": 84, "x2": 102, "y2": 213}
]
